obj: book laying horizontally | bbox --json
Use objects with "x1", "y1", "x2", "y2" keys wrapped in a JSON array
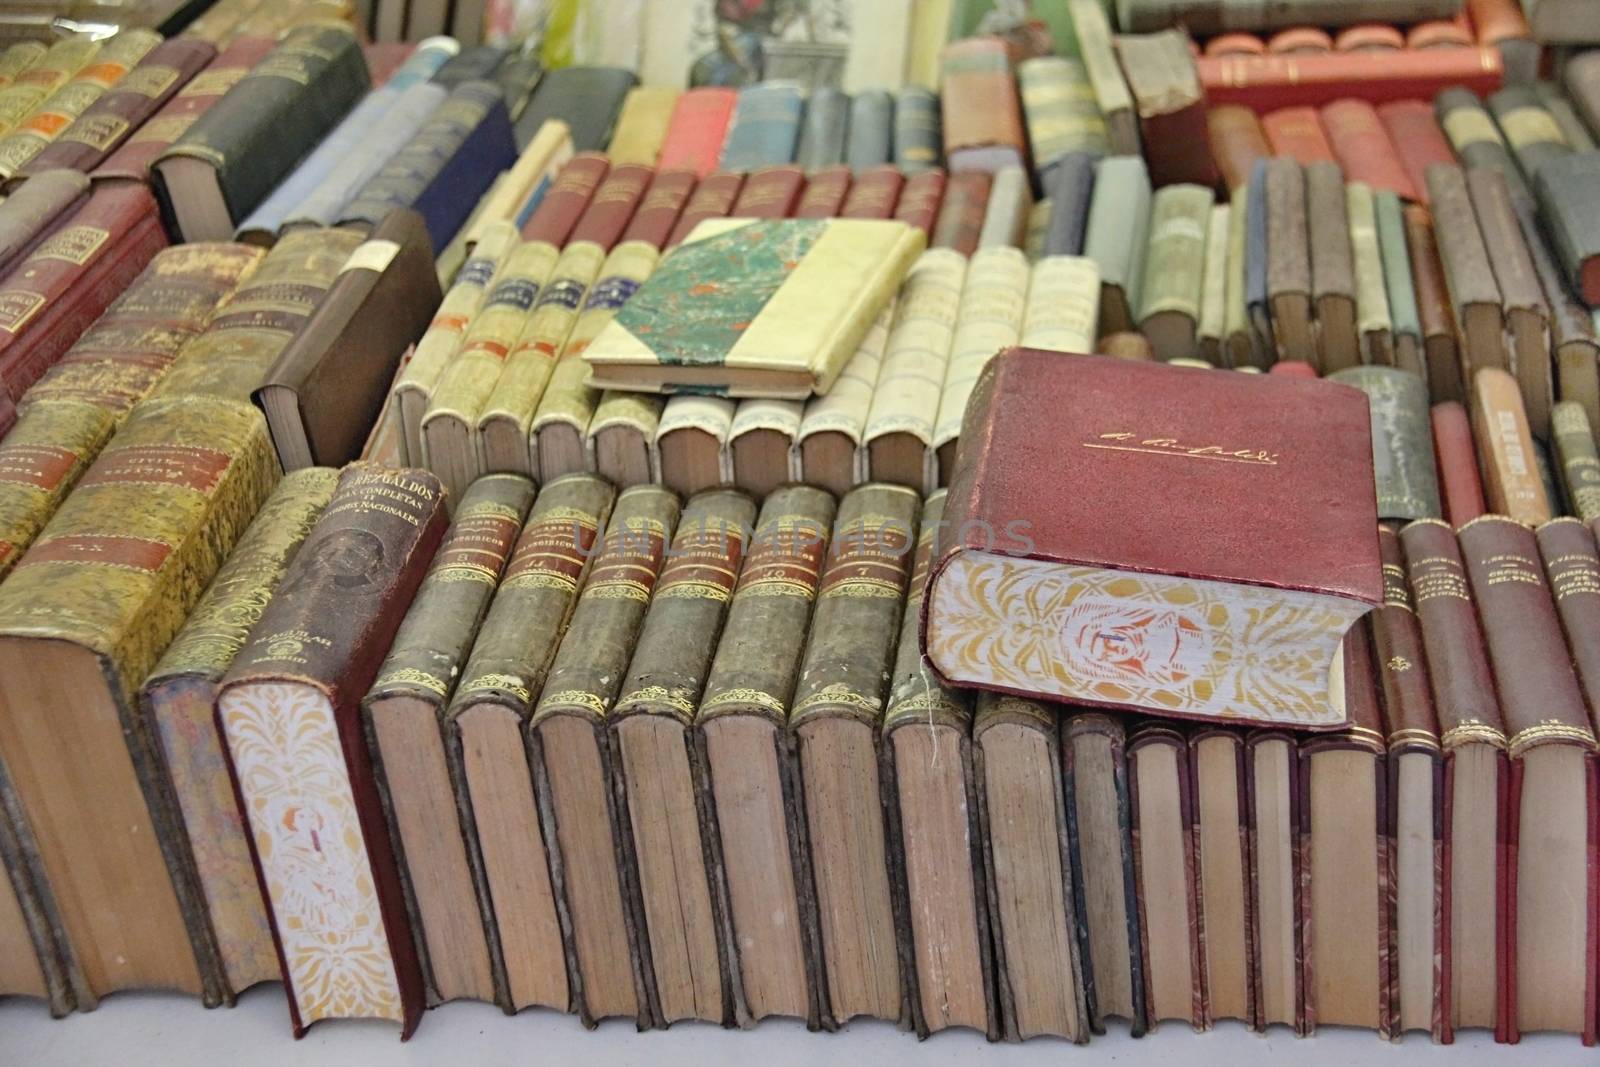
[
  {"x1": 922, "y1": 350, "x2": 1382, "y2": 730},
  {"x1": 580, "y1": 217, "x2": 924, "y2": 399}
]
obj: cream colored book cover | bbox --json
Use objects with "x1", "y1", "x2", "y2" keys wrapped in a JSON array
[
  {"x1": 1020, "y1": 255, "x2": 1101, "y2": 354},
  {"x1": 932, "y1": 247, "x2": 1030, "y2": 453}
]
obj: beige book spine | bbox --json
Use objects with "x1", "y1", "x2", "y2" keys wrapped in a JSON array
[
  {"x1": 932, "y1": 247, "x2": 1030, "y2": 452},
  {"x1": 1224, "y1": 184, "x2": 1252, "y2": 362},
  {"x1": 796, "y1": 301, "x2": 895, "y2": 470},
  {"x1": 1138, "y1": 183, "x2": 1212, "y2": 322},
  {"x1": 608, "y1": 87, "x2": 678, "y2": 165},
  {"x1": 1348, "y1": 182, "x2": 1394, "y2": 343},
  {"x1": 1198, "y1": 204, "x2": 1230, "y2": 356},
  {"x1": 1067, "y1": 0, "x2": 1137, "y2": 153},
  {"x1": 464, "y1": 120, "x2": 575, "y2": 246},
  {"x1": 861, "y1": 249, "x2": 967, "y2": 465},
  {"x1": 1024, "y1": 198, "x2": 1053, "y2": 262},
  {"x1": 1020, "y1": 255, "x2": 1101, "y2": 353},
  {"x1": 978, "y1": 165, "x2": 1033, "y2": 251},
  {"x1": 652, "y1": 395, "x2": 735, "y2": 484}
]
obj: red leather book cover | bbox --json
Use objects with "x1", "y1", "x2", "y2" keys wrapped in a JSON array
[
  {"x1": 665, "y1": 169, "x2": 743, "y2": 248},
  {"x1": 522, "y1": 152, "x2": 609, "y2": 244},
  {"x1": 1429, "y1": 401, "x2": 1487, "y2": 527},
  {"x1": 1261, "y1": 107, "x2": 1336, "y2": 165},
  {"x1": 1376, "y1": 101, "x2": 1456, "y2": 207},
  {"x1": 1199, "y1": 48, "x2": 1503, "y2": 110},
  {"x1": 20, "y1": 38, "x2": 216, "y2": 181},
  {"x1": 1206, "y1": 33, "x2": 1266, "y2": 57},
  {"x1": 794, "y1": 164, "x2": 851, "y2": 218},
  {"x1": 92, "y1": 36, "x2": 272, "y2": 183},
  {"x1": 1322, "y1": 99, "x2": 1418, "y2": 201},
  {"x1": 931, "y1": 170, "x2": 991, "y2": 255},
  {"x1": 619, "y1": 168, "x2": 695, "y2": 249},
  {"x1": 893, "y1": 168, "x2": 946, "y2": 236},
  {"x1": 841, "y1": 164, "x2": 903, "y2": 219},
  {"x1": 657, "y1": 86, "x2": 738, "y2": 179},
  {"x1": 729, "y1": 163, "x2": 803, "y2": 218},
  {"x1": 568, "y1": 162, "x2": 652, "y2": 251},
  {"x1": 0, "y1": 181, "x2": 165, "y2": 403},
  {"x1": 1335, "y1": 24, "x2": 1405, "y2": 51}
]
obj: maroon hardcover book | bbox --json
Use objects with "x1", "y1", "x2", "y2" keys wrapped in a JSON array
[
  {"x1": 931, "y1": 170, "x2": 991, "y2": 254},
  {"x1": 842, "y1": 164, "x2": 905, "y2": 219},
  {"x1": 665, "y1": 170, "x2": 744, "y2": 248},
  {"x1": 893, "y1": 168, "x2": 946, "y2": 236},
  {"x1": 568, "y1": 163, "x2": 652, "y2": 250},
  {"x1": 795, "y1": 164, "x2": 851, "y2": 218},
  {"x1": 522, "y1": 152, "x2": 609, "y2": 245},
  {"x1": 923, "y1": 350, "x2": 1382, "y2": 730},
  {"x1": 619, "y1": 168, "x2": 695, "y2": 249},
  {"x1": 730, "y1": 163, "x2": 804, "y2": 218}
]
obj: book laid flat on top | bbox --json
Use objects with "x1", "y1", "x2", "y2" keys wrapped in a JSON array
[
  {"x1": 581, "y1": 217, "x2": 923, "y2": 399},
  {"x1": 922, "y1": 350, "x2": 1382, "y2": 730}
]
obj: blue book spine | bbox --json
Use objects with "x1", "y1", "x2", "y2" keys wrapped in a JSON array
[
  {"x1": 718, "y1": 83, "x2": 804, "y2": 170},
  {"x1": 415, "y1": 97, "x2": 517, "y2": 252}
]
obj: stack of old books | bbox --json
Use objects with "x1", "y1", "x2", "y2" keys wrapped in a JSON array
[{"x1": 2, "y1": 0, "x2": 1600, "y2": 1053}]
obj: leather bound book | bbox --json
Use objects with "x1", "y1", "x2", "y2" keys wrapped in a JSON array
[
  {"x1": 1261, "y1": 106, "x2": 1335, "y2": 165},
  {"x1": 941, "y1": 37, "x2": 1027, "y2": 174},
  {"x1": 1330, "y1": 367, "x2": 1443, "y2": 521},
  {"x1": 893, "y1": 86, "x2": 942, "y2": 175},
  {"x1": 1554, "y1": 402, "x2": 1600, "y2": 521},
  {"x1": 795, "y1": 166, "x2": 851, "y2": 219},
  {"x1": 528, "y1": 485, "x2": 682, "y2": 1029},
  {"x1": 1296, "y1": 625, "x2": 1391, "y2": 1037},
  {"x1": 664, "y1": 170, "x2": 742, "y2": 249},
  {"x1": 1408, "y1": 20, "x2": 1474, "y2": 48},
  {"x1": 1208, "y1": 104, "x2": 1270, "y2": 193},
  {"x1": 1533, "y1": 151, "x2": 1600, "y2": 308},
  {"x1": 0, "y1": 37, "x2": 100, "y2": 141},
  {"x1": 1083, "y1": 155, "x2": 1152, "y2": 337},
  {"x1": 845, "y1": 89, "x2": 893, "y2": 173},
  {"x1": 1374, "y1": 191, "x2": 1424, "y2": 381},
  {"x1": 216, "y1": 466, "x2": 447, "y2": 1039},
  {"x1": 1265, "y1": 158, "x2": 1313, "y2": 364},
  {"x1": 1471, "y1": 368, "x2": 1552, "y2": 524},
  {"x1": 719, "y1": 82, "x2": 804, "y2": 171},
  {"x1": 0, "y1": 182, "x2": 168, "y2": 406},
  {"x1": 139, "y1": 468, "x2": 337, "y2": 1005},
  {"x1": 696, "y1": 487, "x2": 834, "y2": 1030},
  {"x1": 730, "y1": 164, "x2": 804, "y2": 218},
  {"x1": 1138, "y1": 183, "x2": 1212, "y2": 362},
  {"x1": 1322, "y1": 98, "x2": 1416, "y2": 201},
  {"x1": 1017, "y1": 56, "x2": 1108, "y2": 178},
  {"x1": 1118, "y1": 0, "x2": 1462, "y2": 33},
  {"x1": 0, "y1": 242, "x2": 262, "y2": 582},
  {"x1": 608, "y1": 86, "x2": 678, "y2": 167},
  {"x1": 657, "y1": 87, "x2": 737, "y2": 179},
  {"x1": 1489, "y1": 86, "x2": 1573, "y2": 182},
  {"x1": 429, "y1": 45, "x2": 508, "y2": 89},
  {"x1": 1063, "y1": 710, "x2": 1147, "y2": 1034},
  {"x1": 930, "y1": 170, "x2": 990, "y2": 255},
  {"x1": 1432, "y1": 401, "x2": 1488, "y2": 526},
  {"x1": 1042, "y1": 154, "x2": 1096, "y2": 257},
  {"x1": 461, "y1": 120, "x2": 574, "y2": 245},
  {"x1": 16, "y1": 38, "x2": 215, "y2": 183},
  {"x1": 795, "y1": 87, "x2": 848, "y2": 173},
  {"x1": 0, "y1": 169, "x2": 87, "y2": 279},
  {"x1": 154, "y1": 24, "x2": 370, "y2": 241},
  {"x1": 1377, "y1": 100, "x2": 1456, "y2": 207},
  {"x1": 0, "y1": 43, "x2": 45, "y2": 94},
  {"x1": 893, "y1": 168, "x2": 947, "y2": 239},
  {"x1": 93, "y1": 36, "x2": 273, "y2": 186},
  {"x1": 1467, "y1": 168, "x2": 1552, "y2": 439},
  {"x1": 1404, "y1": 204, "x2": 1463, "y2": 402},
  {"x1": 882, "y1": 492, "x2": 1002, "y2": 1040},
  {"x1": 1517, "y1": 198, "x2": 1600, "y2": 439},
  {"x1": 1335, "y1": 23, "x2": 1405, "y2": 51},
  {"x1": 1436, "y1": 87, "x2": 1532, "y2": 208},
  {"x1": 340, "y1": 81, "x2": 517, "y2": 255},
  {"x1": 447, "y1": 475, "x2": 615, "y2": 1016},
  {"x1": 491, "y1": 51, "x2": 542, "y2": 124},
  {"x1": 1460, "y1": 515, "x2": 1598, "y2": 1043},
  {"x1": 1348, "y1": 183, "x2": 1396, "y2": 366},
  {"x1": 1068, "y1": 0, "x2": 1139, "y2": 155},
  {"x1": 610, "y1": 489, "x2": 755, "y2": 1027},
  {"x1": 926, "y1": 350, "x2": 1382, "y2": 729},
  {"x1": 521, "y1": 152, "x2": 608, "y2": 245},
  {"x1": 790, "y1": 485, "x2": 920, "y2": 1030},
  {"x1": 1199, "y1": 48, "x2": 1503, "y2": 111},
  {"x1": 1116, "y1": 30, "x2": 1217, "y2": 189},
  {"x1": 514, "y1": 65, "x2": 635, "y2": 152},
  {"x1": 1426, "y1": 164, "x2": 1507, "y2": 380}
]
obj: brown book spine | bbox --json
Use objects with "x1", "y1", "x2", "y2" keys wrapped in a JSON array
[
  {"x1": 1471, "y1": 369, "x2": 1551, "y2": 525},
  {"x1": 620, "y1": 169, "x2": 696, "y2": 248},
  {"x1": 1430, "y1": 401, "x2": 1487, "y2": 527},
  {"x1": 665, "y1": 171, "x2": 744, "y2": 249},
  {"x1": 1265, "y1": 158, "x2": 1312, "y2": 362},
  {"x1": 1261, "y1": 106, "x2": 1335, "y2": 165},
  {"x1": 931, "y1": 171, "x2": 991, "y2": 255},
  {"x1": 1537, "y1": 519, "x2": 1600, "y2": 724},
  {"x1": 521, "y1": 153, "x2": 609, "y2": 246},
  {"x1": 893, "y1": 168, "x2": 947, "y2": 237},
  {"x1": 1403, "y1": 204, "x2": 1463, "y2": 402},
  {"x1": 568, "y1": 162, "x2": 653, "y2": 251},
  {"x1": 1427, "y1": 163, "x2": 1506, "y2": 377},
  {"x1": 795, "y1": 165, "x2": 852, "y2": 219},
  {"x1": 841, "y1": 165, "x2": 905, "y2": 219},
  {"x1": 1208, "y1": 104, "x2": 1271, "y2": 194},
  {"x1": 1466, "y1": 167, "x2": 1552, "y2": 440},
  {"x1": 1306, "y1": 159, "x2": 1356, "y2": 373},
  {"x1": 730, "y1": 164, "x2": 805, "y2": 219}
]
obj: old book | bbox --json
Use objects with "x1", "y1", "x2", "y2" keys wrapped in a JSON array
[
  {"x1": 892, "y1": 85, "x2": 941, "y2": 174},
  {"x1": 1374, "y1": 191, "x2": 1424, "y2": 382},
  {"x1": 0, "y1": 759, "x2": 70, "y2": 1015},
  {"x1": 1137, "y1": 183, "x2": 1211, "y2": 362},
  {"x1": 697, "y1": 486, "x2": 834, "y2": 1028},
  {"x1": 1298, "y1": 625, "x2": 1391, "y2": 1036},
  {"x1": 795, "y1": 87, "x2": 848, "y2": 172},
  {"x1": 1261, "y1": 106, "x2": 1335, "y2": 164},
  {"x1": 893, "y1": 167, "x2": 947, "y2": 238},
  {"x1": 663, "y1": 170, "x2": 742, "y2": 249},
  {"x1": 0, "y1": 168, "x2": 87, "y2": 277},
  {"x1": 1322, "y1": 97, "x2": 1416, "y2": 201},
  {"x1": 795, "y1": 166, "x2": 852, "y2": 218},
  {"x1": 1245, "y1": 721, "x2": 1305, "y2": 1032},
  {"x1": 932, "y1": 247, "x2": 1029, "y2": 479},
  {"x1": 1470, "y1": 368, "x2": 1552, "y2": 524},
  {"x1": 1062, "y1": 711, "x2": 1147, "y2": 1034},
  {"x1": 0, "y1": 43, "x2": 44, "y2": 93},
  {"x1": 1017, "y1": 56, "x2": 1108, "y2": 178},
  {"x1": 728, "y1": 163, "x2": 803, "y2": 217},
  {"x1": 216, "y1": 466, "x2": 446, "y2": 1037},
  {"x1": 1536, "y1": 80, "x2": 1594, "y2": 150},
  {"x1": 583, "y1": 217, "x2": 923, "y2": 398},
  {"x1": 92, "y1": 36, "x2": 274, "y2": 186},
  {"x1": 1116, "y1": 30, "x2": 1217, "y2": 189},
  {"x1": 653, "y1": 395, "x2": 731, "y2": 496},
  {"x1": 1067, "y1": 0, "x2": 1138, "y2": 154},
  {"x1": 1330, "y1": 367, "x2": 1443, "y2": 521},
  {"x1": 0, "y1": 37, "x2": 100, "y2": 143},
  {"x1": 977, "y1": 164, "x2": 1031, "y2": 249},
  {"x1": 1399, "y1": 518, "x2": 1508, "y2": 1038},
  {"x1": 0, "y1": 240, "x2": 261, "y2": 583},
  {"x1": 1554, "y1": 403, "x2": 1600, "y2": 520},
  {"x1": 1472, "y1": 0, "x2": 1538, "y2": 83},
  {"x1": 515, "y1": 65, "x2": 635, "y2": 152},
  {"x1": 1223, "y1": 184, "x2": 1258, "y2": 367},
  {"x1": 1264, "y1": 158, "x2": 1313, "y2": 364},
  {"x1": 1518, "y1": 200, "x2": 1600, "y2": 439},
  {"x1": 139, "y1": 467, "x2": 337, "y2": 1004},
  {"x1": 339, "y1": 80, "x2": 518, "y2": 254},
  {"x1": 1461, "y1": 515, "x2": 1598, "y2": 1042},
  {"x1": 881, "y1": 491, "x2": 999, "y2": 1039},
  {"x1": 656, "y1": 87, "x2": 737, "y2": 179},
  {"x1": 1489, "y1": 86, "x2": 1573, "y2": 185},
  {"x1": 1116, "y1": 0, "x2": 1462, "y2": 33},
  {"x1": 1522, "y1": 0, "x2": 1600, "y2": 41},
  {"x1": 940, "y1": 37, "x2": 1026, "y2": 174},
  {"x1": 431, "y1": 46, "x2": 509, "y2": 90},
  {"x1": 15, "y1": 37, "x2": 214, "y2": 182},
  {"x1": 1427, "y1": 164, "x2": 1507, "y2": 379},
  {"x1": 1376, "y1": 99, "x2": 1456, "y2": 207},
  {"x1": 1208, "y1": 104, "x2": 1270, "y2": 193},
  {"x1": 1404, "y1": 204, "x2": 1463, "y2": 401},
  {"x1": 256, "y1": 210, "x2": 440, "y2": 470},
  {"x1": 154, "y1": 24, "x2": 369, "y2": 241},
  {"x1": 608, "y1": 86, "x2": 678, "y2": 166},
  {"x1": 462, "y1": 119, "x2": 576, "y2": 245},
  {"x1": 1347, "y1": 182, "x2": 1395, "y2": 366},
  {"x1": 789, "y1": 485, "x2": 918, "y2": 1029},
  {"x1": 1083, "y1": 155, "x2": 1151, "y2": 337},
  {"x1": 1020, "y1": 254, "x2": 1101, "y2": 354},
  {"x1": 1468, "y1": 167, "x2": 1552, "y2": 439},
  {"x1": 610, "y1": 489, "x2": 755, "y2": 1028},
  {"x1": 1431, "y1": 401, "x2": 1489, "y2": 525},
  {"x1": 1041, "y1": 153, "x2": 1096, "y2": 257},
  {"x1": 926, "y1": 350, "x2": 1382, "y2": 728},
  {"x1": 447, "y1": 475, "x2": 616, "y2": 1015},
  {"x1": 527, "y1": 485, "x2": 680, "y2": 1029},
  {"x1": 1200, "y1": 48, "x2": 1503, "y2": 110},
  {"x1": 1562, "y1": 51, "x2": 1600, "y2": 144},
  {"x1": 1436, "y1": 86, "x2": 1533, "y2": 209},
  {"x1": 1187, "y1": 723, "x2": 1252, "y2": 1029},
  {"x1": 929, "y1": 169, "x2": 989, "y2": 255},
  {"x1": 481, "y1": 163, "x2": 650, "y2": 477},
  {"x1": 518, "y1": 152, "x2": 610, "y2": 243},
  {"x1": 1533, "y1": 151, "x2": 1600, "y2": 307},
  {"x1": 718, "y1": 82, "x2": 803, "y2": 171},
  {"x1": 1245, "y1": 161, "x2": 1274, "y2": 361}
]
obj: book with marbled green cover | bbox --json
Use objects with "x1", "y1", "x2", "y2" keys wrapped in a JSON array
[{"x1": 583, "y1": 217, "x2": 924, "y2": 400}]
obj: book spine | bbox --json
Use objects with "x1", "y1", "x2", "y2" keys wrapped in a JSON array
[
  {"x1": 1138, "y1": 184, "x2": 1212, "y2": 325},
  {"x1": 1375, "y1": 100, "x2": 1455, "y2": 207},
  {"x1": 1322, "y1": 98, "x2": 1416, "y2": 201},
  {"x1": 1538, "y1": 519, "x2": 1600, "y2": 721},
  {"x1": 1198, "y1": 48, "x2": 1503, "y2": 110},
  {"x1": 1347, "y1": 182, "x2": 1395, "y2": 362},
  {"x1": 521, "y1": 152, "x2": 609, "y2": 245},
  {"x1": 607, "y1": 86, "x2": 678, "y2": 167},
  {"x1": 718, "y1": 84, "x2": 803, "y2": 171},
  {"x1": 1330, "y1": 366, "x2": 1442, "y2": 522},
  {"x1": 0, "y1": 37, "x2": 100, "y2": 140},
  {"x1": 1436, "y1": 87, "x2": 1532, "y2": 209},
  {"x1": 666, "y1": 171, "x2": 744, "y2": 249},
  {"x1": 940, "y1": 38, "x2": 1027, "y2": 166},
  {"x1": 1020, "y1": 255, "x2": 1100, "y2": 353},
  {"x1": 657, "y1": 87, "x2": 737, "y2": 179},
  {"x1": 1120, "y1": 0, "x2": 1463, "y2": 33},
  {"x1": 1042, "y1": 154, "x2": 1095, "y2": 257},
  {"x1": 1207, "y1": 104, "x2": 1270, "y2": 193},
  {"x1": 1467, "y1": 167, "x2": 1552, "y2": 438},
  {"x1": 893, "y1": 86, "x2": 942, "y2": 175},
  {"x1": 0, "y1": 42, "x2": 46, "y2": 93},
  {"x1": 1470, "y1": 368, "x2": 1551, "y2": 525},
  {"x1": 795, "y1": 166, "x2": 852, "y2": 219},
  {"x1": 1265, "y1": 157, "x2": 1311, "y2": 307},
  {"x1": 844, "y1": 89, "x2": 894, "y2": 173},
  {"x1": 796, "y1": 298, "x2": 895, "y2": 464},
  {"x1": 1533, "y1": 155, "x2": 1600, "y2": 309},
  {"x1": 1554, "y1": 403, "x2": 1600, "y2": 522},
  {"x1": 1017, "y1": 56, "x2": 1109, "y2": 173},
  {"x1": 1488, "y1": 86, "x2": 1572, "y2": 182},
  {"x1": 795, "y1": 87, "x2": 848, "y2": 172},
  {"x1": 892, "y1": 169, "x2": 947, "y2": 237},
  {"x1": 1083, "y1": 155, "x2": 1153, "y2": 333},
  {"x1": 1374, "y1": 191, "x2": 1421, "y2": 373},
  {"x1": 1425, "y1": 164, "x2": 1504, "y2": 352},
  {"x1": 730, "y1": 164, "x2": 804, "y2": 218},
  {"x1": 1403, "y1": 204, "x2": 1462, "y2": 401},
  {"x1": 883, "y1": 491, "x2": 972, "y2": 733},
  {"x1": 1068, "y1": 0, "x2": 1138, "y2": 154},
  {"x1": 933, "y1": 247, "x2": 1030, "y2": 454},
  {"x1": 931, "y1": 171, "x2": 991, "y2": 255},
  {"x1": 1199, "y1": 204, "x2": 1230, "y2": 360},
  {"x1": 1430, "y1": 401, "x2": 1487, "y2": 526}
]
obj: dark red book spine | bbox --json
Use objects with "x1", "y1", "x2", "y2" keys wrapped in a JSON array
[
  {"x1": 1377, "y1": 100, "x2": 1456, "y2": 208},
  {"x1": 657, "y1": 86, "x2": 738, "y2": 179},
  {"x1": 665, "y1": 170, "x2": 744, "y2": 248},
  {"x1": 1322, "y1": 98, "x2": 1418, "y2": 201},
  {"x1": 567, "y1": 162, "x2": 652, "y2": 251},
  {"x1": 842, "y1": 164, "x2": 905, "y2": 219},
  {"x1": 930, "y1": 170, "x2": 990, "y2": 255},
  {"x1": 730, "y1": 164, "x2": 804, "y2": 219},
  {"x1": 1430, "y1": 401, "x2": 1487, "y2": 527},
  {"x1": 1199, "y1": 48, "x2": 1503, "y2": 110},
  {"x1": 620, "y1": 168, "x2": 695, "y2": 249},
  {"x1": 893, "y1": 168, "x2": 946, "y2": 237},
  {"x1": 794, "y1": 164, "x2": 851, "y2": 218},
  {"x1": 1261, "y1": 107, "x2": 1336, "y2": 164},
  {"x1": 521, "y1": 152, "x2": 609, "y2": 244}
]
